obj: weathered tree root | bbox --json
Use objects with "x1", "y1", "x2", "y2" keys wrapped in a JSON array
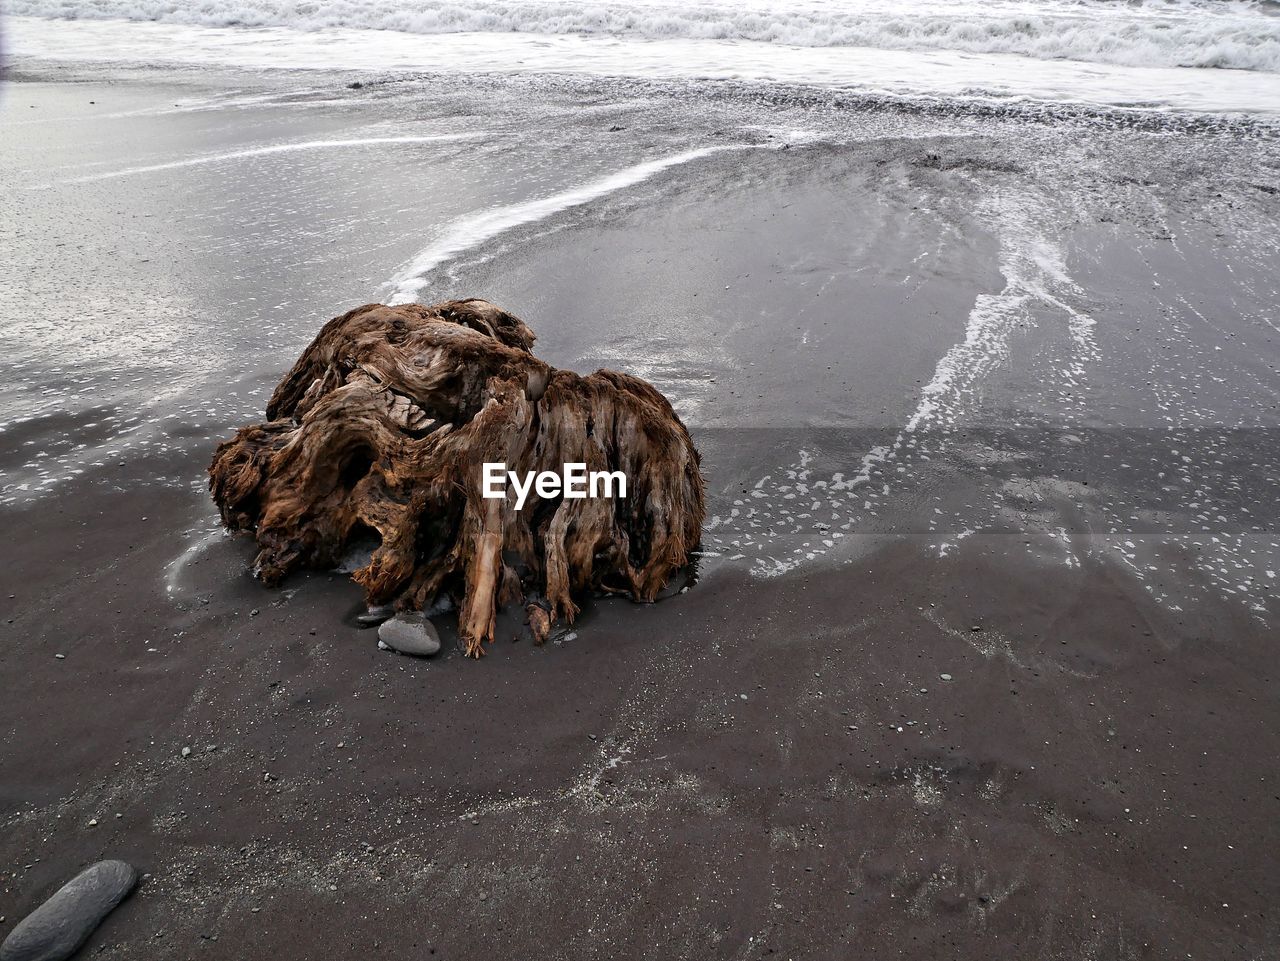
[{"x1": 209, "y1": 300, "x2": 705, "y2": 657}]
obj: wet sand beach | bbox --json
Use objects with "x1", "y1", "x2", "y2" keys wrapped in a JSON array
[{"x1": 2, "y1": 55, "x2": 1279, "y2": 960}]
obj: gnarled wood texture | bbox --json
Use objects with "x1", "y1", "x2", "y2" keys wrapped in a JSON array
[{"x1": 209, "y1": 299, "x2": 704, "y2": 656}]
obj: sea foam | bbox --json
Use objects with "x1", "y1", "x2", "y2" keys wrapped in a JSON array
[{"x1": 11, "y1": 0, "x2": 1280, "y2": 73}]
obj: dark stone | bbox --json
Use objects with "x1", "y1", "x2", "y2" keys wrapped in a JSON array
[
  {"x1": 356, "y1": 604, "x2": 395, "y2": 627},
  {"x1": 1, "y1": 860, "x2": 138, "y2": 961}
]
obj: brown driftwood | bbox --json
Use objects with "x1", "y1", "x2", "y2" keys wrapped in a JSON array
[{"x1": 209, "y1": 299, "x2": 704, "y2": 656}]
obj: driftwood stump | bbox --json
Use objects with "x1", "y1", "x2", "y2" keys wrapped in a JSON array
[{"x1": 209, "y1": 300, "x2": 705, "y2": 656}]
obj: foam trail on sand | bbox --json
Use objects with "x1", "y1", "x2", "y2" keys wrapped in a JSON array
[
  {"x1": 61, "y1": 134, "x2": 478, "y2": 183},
  {"x1": 706, "y1": 191, "x2": 1094, "y2": 578},
  {"x1": 385, "y1": 145, "x2": 742, "y2": 305},
  {"x1": 893, "y1": 202, "x2": 1074, "y2": 439}
]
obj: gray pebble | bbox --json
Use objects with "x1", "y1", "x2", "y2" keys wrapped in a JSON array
[
  {"x1": 377, "y1": 613, "x2": 440, "y2": 657},
  {"x1": 0, "y1": 860, "x2": 138, "y2": 961},
  {"x1": 940, "y1": 673, "x2": 953, "y2": 681}
]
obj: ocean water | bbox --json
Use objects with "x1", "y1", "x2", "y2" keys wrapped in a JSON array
[
  {"x1": 7, "y1": 0, "x2": 1280, "y2": 114},
  {"x1": 10, "y1": 0, "x2": 1280, "y2": 70}
]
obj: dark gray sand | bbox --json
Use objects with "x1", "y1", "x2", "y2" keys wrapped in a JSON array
[{"x1": 1, "y1": 66, "x2": 1278, "y2": 958}]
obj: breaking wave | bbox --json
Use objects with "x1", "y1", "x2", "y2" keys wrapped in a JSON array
[{"x1": 11, "y1": 0, "x2": 1280, "y2": 73}]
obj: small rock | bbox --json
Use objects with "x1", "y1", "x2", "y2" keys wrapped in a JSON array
[
  {"x1": 377, "y1": 613, "x2": 440, "y2": 657},
  {"x1": 87, "y1": 820, "x2": 98, "y2": 828},
  {"x1": 53, "y1": 655, "x2": 65, "y2": 660},
  {"x1": 180, "y1": 747, "x2": 191, "y2": 758},
  {"x1": 940, "y1": 673, "x2": 953, "y2": 681},
  {"x1": 0, "y1": 860, "x2": 138, "y2": 961},
  {"x1": 357, "y1": 604, "x2": 395, "y2": 627},
  {"x1": 970, "y1": 625, "x2": 982, "y2": 632},
  {"x1": 249, "y1": 609, "x2": 259, "y2": 617}
]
